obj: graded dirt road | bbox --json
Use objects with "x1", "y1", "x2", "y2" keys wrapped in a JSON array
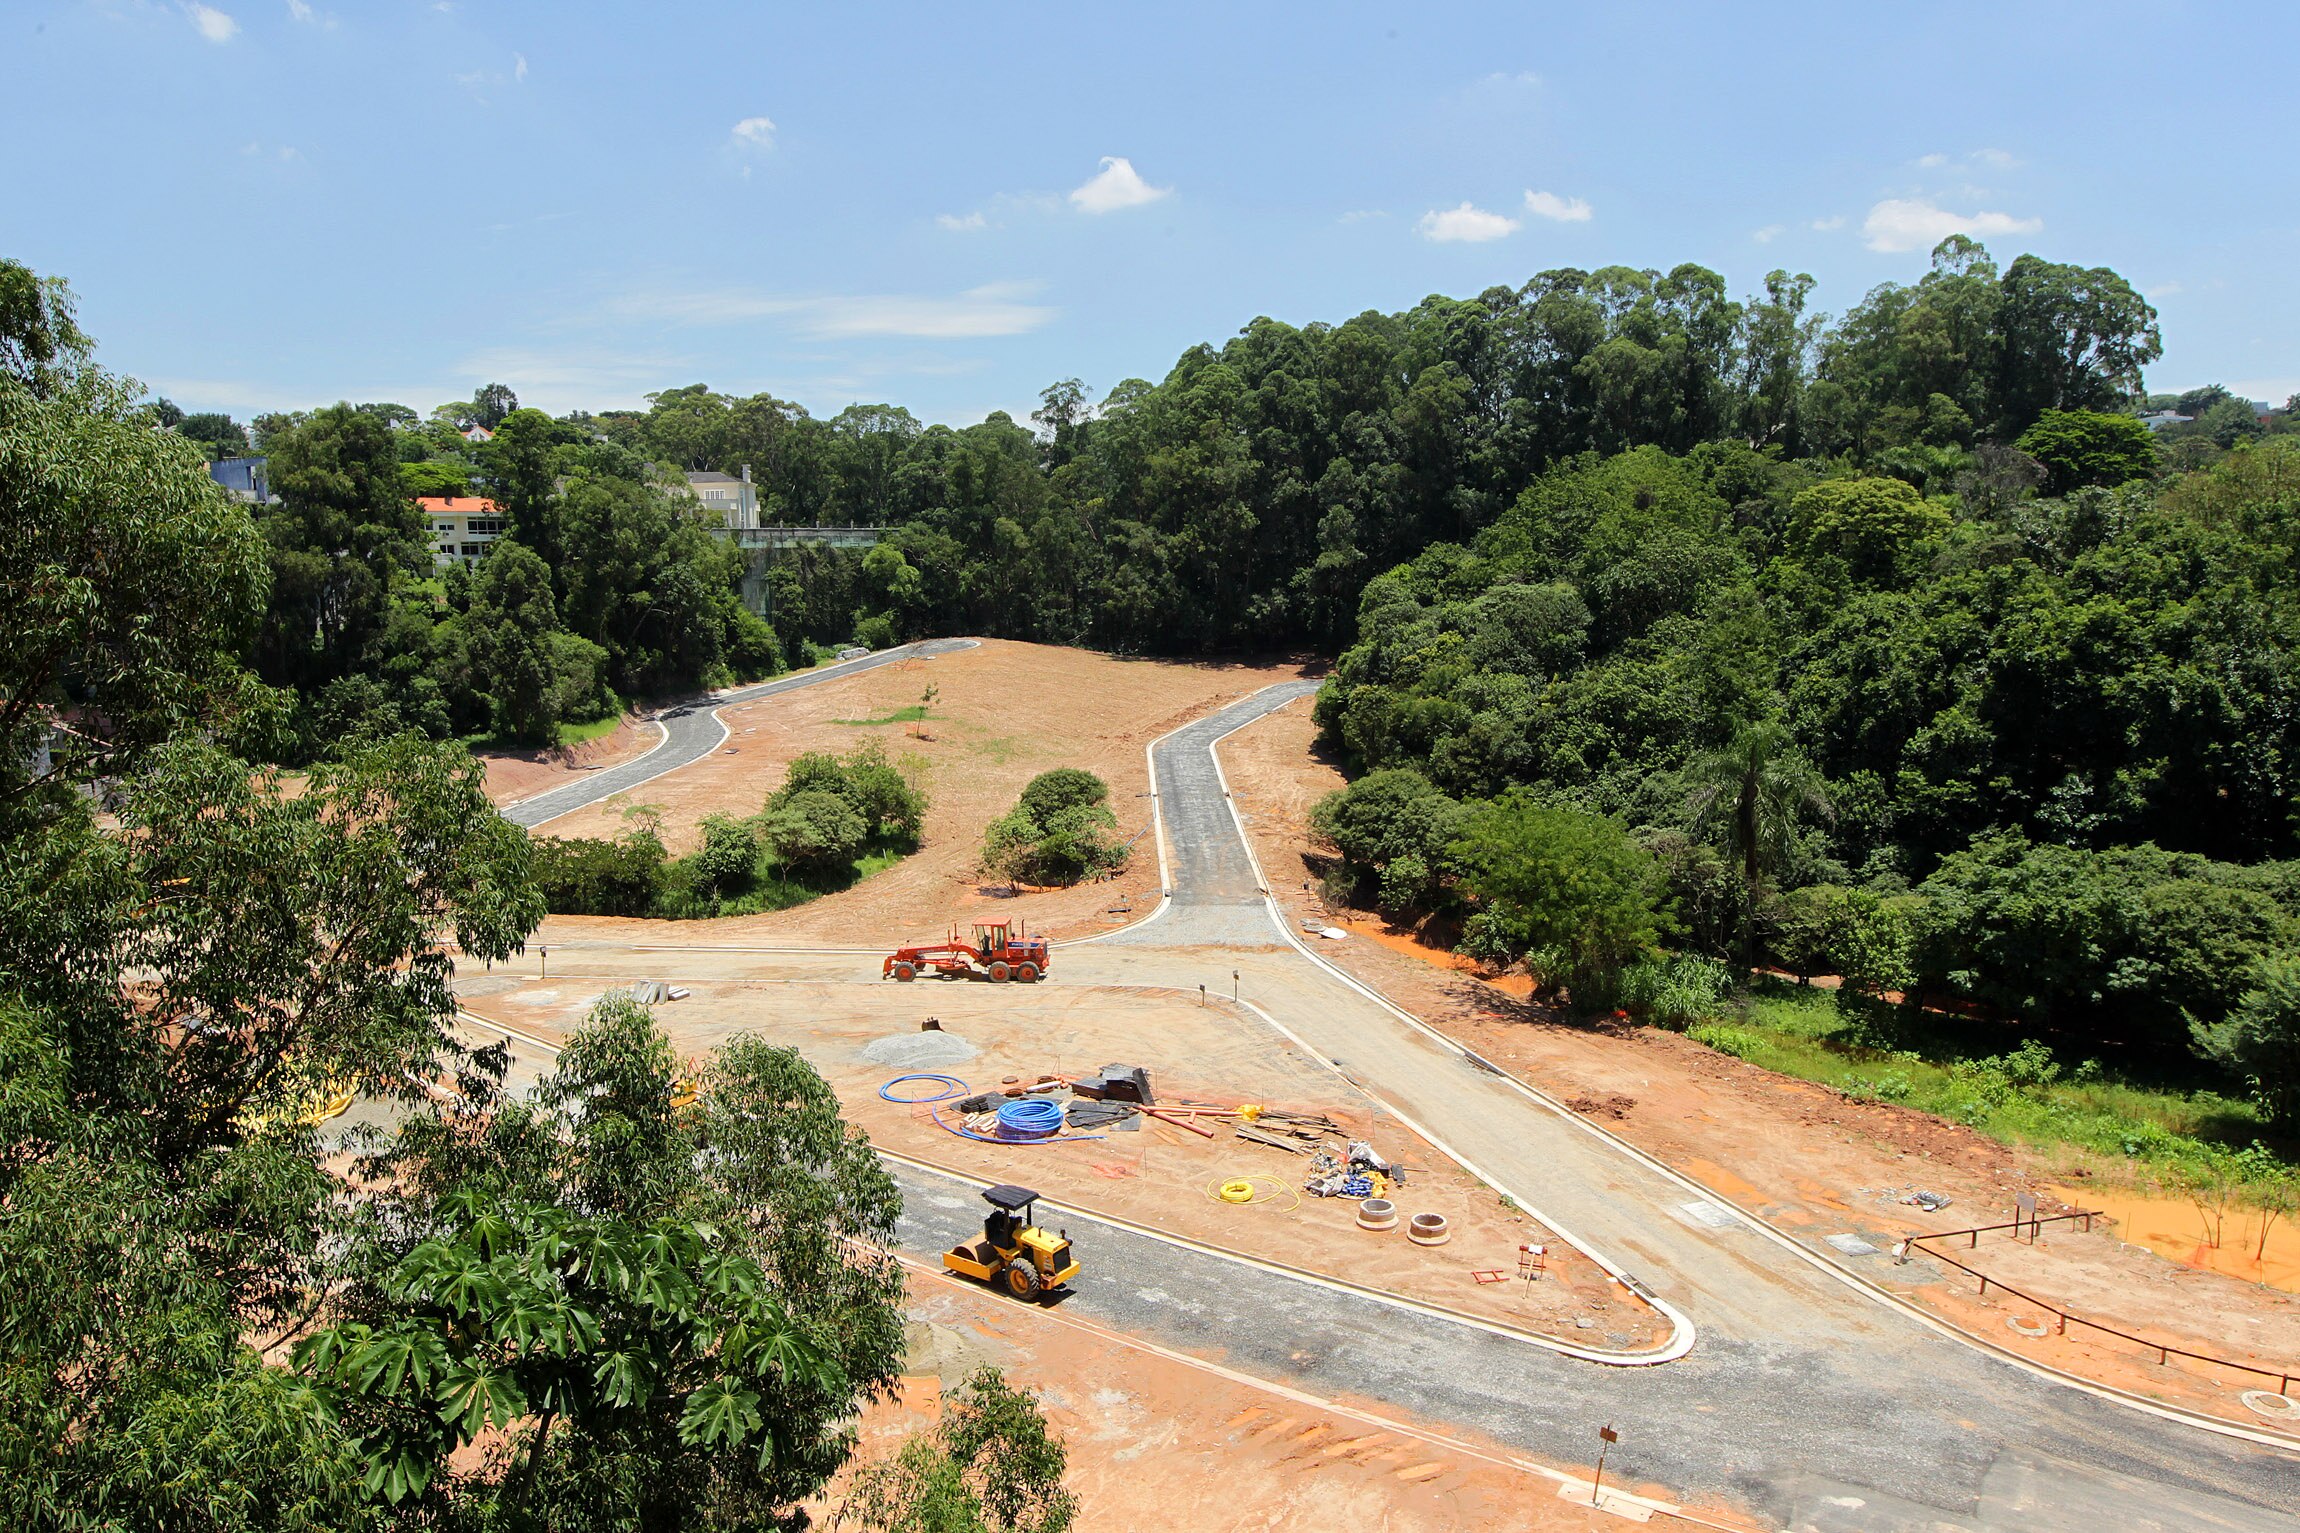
[
  {"x1": 499, "y1": 638, "x2": 980, "y2": 829},
  {"x1": 468, "y1": 668, "x2": 2300, "y2": 1530}
]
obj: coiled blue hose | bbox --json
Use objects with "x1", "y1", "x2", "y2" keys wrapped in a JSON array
[
  {"x1": 995, "y1": 1097, "x2": 1065, "y2": 1140},
  {"x1": 880, "y1": 1072, "x2": 969, "y2": 1103}
]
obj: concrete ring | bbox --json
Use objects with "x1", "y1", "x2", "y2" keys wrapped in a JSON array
[
  {"x1": 2241, "y1": 1390, "x2": 2298, "y2": 1421},
  {"x1": 1407, "y1": 1212, "x2": 1451, "y2": 1246},
  {"x1": 2005, "y1": 1315, "x2": 2051, "y2": 1338}
]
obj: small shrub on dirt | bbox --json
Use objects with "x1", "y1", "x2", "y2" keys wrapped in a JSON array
[
  {"x1": 1609, "y1": 953, "x2": 1734, "y2": 1028},
  {"x1": 984, "y1": 769, "x2": 1127, "y2": 887}
]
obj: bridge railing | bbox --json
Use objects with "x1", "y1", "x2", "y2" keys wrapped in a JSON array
[{"x1": 713, "y1": 526, "x2": 889, "y2": 550}]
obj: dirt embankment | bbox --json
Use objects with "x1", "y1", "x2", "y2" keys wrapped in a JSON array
[
  {"x1": 477, "y1": 716, "x2": 661, "y2": 806},
  {"x1": 534, "y1": 641, "x2": 1315, "y2": 947},
  {"x1": 1218, "y1": 696, "x2": 2300, "y2": 1428}
]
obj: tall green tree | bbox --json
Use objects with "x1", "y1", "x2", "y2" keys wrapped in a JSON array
[
  {"x1": 0, "y1": 260, "x2": 270, "y2": 810},
  {"x1": 1685, "y1": 720, "x2": 1833, "y2": 976},
  {"x1": 1991, "y1": 254, "x2": 2162, "y2": 432},
  {"x1": 1450, "y1": 799, "x2": 1672, "y2": 986},
  {"x1": 466, "y1": 540, "x2": 564, "y2": 745},
  {"x1": 332, "y1": 997, "x2": 908, "y2": 1525},
  {"x1": 256, "y1": 403, "x2": 429, "y2": 691},
  {"x1": 2014, "y1": 408, "x2": 2159, "y2": 495}
]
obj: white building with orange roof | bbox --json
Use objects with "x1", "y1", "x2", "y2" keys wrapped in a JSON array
[{"x1": 417, "y1": 496, "x2": 509, "y2": 567}]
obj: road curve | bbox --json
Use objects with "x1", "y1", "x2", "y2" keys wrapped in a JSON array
[
  {"x1": 499, "y1": 639, "x2": 979, "y2": 829},
  {"x1": 1078, "y1": 682, "x2": 2300, "y2": 1531}
]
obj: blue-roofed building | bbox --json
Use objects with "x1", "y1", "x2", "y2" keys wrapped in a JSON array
[{"x1": 209, "y1": 456, "x2": 271, "y2": 504}]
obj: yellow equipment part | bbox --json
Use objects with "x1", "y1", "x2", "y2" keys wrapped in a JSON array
[{"x1": 236, "y1": 1075, "x2": 358, "y2": 1134}]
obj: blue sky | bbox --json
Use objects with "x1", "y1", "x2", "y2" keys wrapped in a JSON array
[{"x1": 10, "y1": 1, "x2": 2296, "y2": 426}]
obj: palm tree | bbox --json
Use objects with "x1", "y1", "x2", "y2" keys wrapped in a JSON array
[{"x1": 1686, "y1": 720, "x2": 1834, "y2": 980}]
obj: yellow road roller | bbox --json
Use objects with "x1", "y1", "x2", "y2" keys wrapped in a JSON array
[{"x1": 941, "y1": 1184, "x2": 1078, "y2": 1302}]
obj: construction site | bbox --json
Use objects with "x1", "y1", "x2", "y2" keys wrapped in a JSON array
[{"x1": 457, "y1": 638, "x2": 2300, "y2": 1531}]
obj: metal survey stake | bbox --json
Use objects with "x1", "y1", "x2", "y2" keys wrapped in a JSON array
[{"x1": 1593, "y1": 1423, "x2": 1618, "y2": 1505}]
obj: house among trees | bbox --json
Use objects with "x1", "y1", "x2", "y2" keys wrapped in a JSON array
[
  {"x1": 206, "y1": 454, "x2": 272, "y2": 504},
  {"x1": 683, "y1": 465, "x2": 759, "y2": 529},
  {"x1": 418, "y1": 494, "x2": 508, "y2": 566}
]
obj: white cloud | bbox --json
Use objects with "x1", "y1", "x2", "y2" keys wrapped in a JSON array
[
  {"x1": 936, "y1": 211, "x2": 987, "y2": 232},
  {"x1": 1810, "y1": 215, "x2": 1847, "y2": 231},
  {"x1": 611, "y1": 282, "x2": 1055, "y2": 340},
  {"x1": 186, "y1": 4, "x2": 238, "y2": 42},
  {"x1": 1338, "y1": 209, "x2": 1389, "y2": 224},
  {"x1": 286, "y1": 0, "x2": 312, "y2": 19},
  {"x1": 1522, "y1": 188, "x2": 1592, "y2": 223},
  {"x1": 1919, "y1": 147, "x2": 2020, "y2": 173},
  {"x1": 1069, "y1": 157, "x2": 1170, "y2": 214},
  {"x1": 1417, "y1": 201, "x2": 1519, "y2": 243},
  {"x1": 730, "y1": 116, "x2": 777, "y2": 152},
  {"x1": 1861, "y1": 197, "x2": 2041, "y2": 253},
  {"x1": 1752, "y1": 224, "x2": 1785, "y2": 244},
  {"x1": 2148, "y1": 280, "x2": 2184, "y2": 298},
  {"x1": 514, "y1": 52, "x2": 527, "y2": 83}
]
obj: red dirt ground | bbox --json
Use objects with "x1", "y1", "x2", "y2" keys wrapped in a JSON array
[
  {"x1": 455, "y1": 972, "x2": 1664, "y2": 1351},
  {"x1": 806, "y1": 1264, "x2": 1746, "y2": 1531},
  {"x1": 528, "y1": 641, "x2": 1314, "y2": 947}
]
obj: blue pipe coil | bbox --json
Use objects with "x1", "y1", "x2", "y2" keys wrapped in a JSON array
[
  {"x1": 880, "y1": 1072, "x2": 970, "y2": 1103},
  {"x1": 995, "y1": 1097, "x2": 1065, "y2": 1140}
]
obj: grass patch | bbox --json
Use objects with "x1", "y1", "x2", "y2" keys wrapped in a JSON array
[
  {"x1": 554, "y1": 712, "x2": 626, "y2": 746},
  {"x1": 832, "y1": 705, "x2": 928, "y2": 727},
  {"x1": 1683, "y1": 980, "x2": 2293, "y2": 1200},
  {"x1": 461, "y1": 712, "x2": 626, "y2": 754}
]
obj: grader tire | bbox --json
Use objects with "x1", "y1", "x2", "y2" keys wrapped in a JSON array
[
  {"x1": 1015, "y1": 963, "x2": 1040, "y2": 983},
  {"x1": 988, "y1": 962, "x2": 1011, "y2": 983},
  {"x1": 891, "y1": 962, "x2": 916, "y2": 982}
]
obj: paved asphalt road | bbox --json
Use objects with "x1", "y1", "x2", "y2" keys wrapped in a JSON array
[
  {"x1": 499, "y1": 639, "x2": 977, "y2": 829},
  {"x1": 472, "y1": 670, "x2": 2299, "y2": 1529}
]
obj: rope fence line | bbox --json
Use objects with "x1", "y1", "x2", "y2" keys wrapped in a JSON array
[{"x1": 1904, "y1": 1212, "x2": 2294, "y2": 1396}]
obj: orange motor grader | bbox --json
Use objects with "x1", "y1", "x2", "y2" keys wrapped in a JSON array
[{"x1": 883, "y1": 919, "x2": 1049, "y2": 983}]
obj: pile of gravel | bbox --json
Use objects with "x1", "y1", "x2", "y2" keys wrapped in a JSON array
[{"x1": 860, "y1": 1030, "x2": 980, "y2": 1069}]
